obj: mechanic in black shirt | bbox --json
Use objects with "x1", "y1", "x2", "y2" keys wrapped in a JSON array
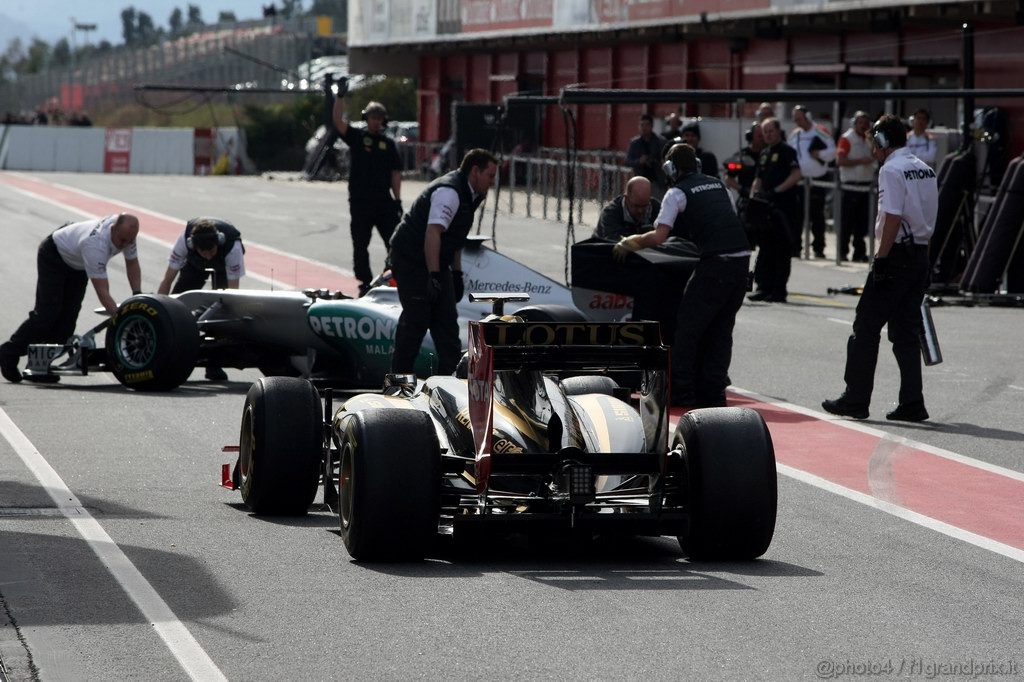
[
  {"x1": 613, "y1": 144, "x2": 751, "y2": 409},
  {"x1": 388, "y1": 149, "x2": 498, "y2": 376},
  {"x1": 594, "y1": 176, "x2": 661, "y2": 240},
  {"x1": 156, "y1": 218, "x2": 246, "y2": 380},
  {"x1": 680, "y1": 121, "x2": 720, "y2": 179},
  {"x1": 748, "y1": 117, "x2": 802, "y2": 303},
  {"x1": 332, "y1": 78, "x2": 404, "y2": 296}
]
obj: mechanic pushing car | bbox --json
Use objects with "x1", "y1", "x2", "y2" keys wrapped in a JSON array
[
  {"x1": 156, "y1": 217, "x2": 246, "y2": 381},
  {"x1": 331, "y1": 77, "x2": 404, "y2": 297},
  {"x1": 388, "y1": 148, "x2": 498, "y2": 376},
  {"x1": 1, "y1": 213, "x2": 142, "y2": 383},
  {"x1": 613, "y1": 143, "x2": 751, "y2": 409}
]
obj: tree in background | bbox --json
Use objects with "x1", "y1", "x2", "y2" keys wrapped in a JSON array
[
  {"x1": 218, "y1": 11, "x2": 239, "y2": 23},
  {"x1": 348, "y1": 78, "x2": 418, "y2": 122},
  {"x1": 51, "y1": 39, "x2": 71, "y2": 68},
  {"x1": 136, "y1": 12, "x2": 160, "y2": 46},
  {"x1": 169, "y1": 8, "x2": 184, "y2": 37},
  {"x1": 24, "y1": 39, "x2": 52, "y2": 75},
  {"x1": 120, "y1": 7, "x2": 137, "y2": 46},
  {"x1": 186, "y1": 4, "x2": 204, "y2": 31}
]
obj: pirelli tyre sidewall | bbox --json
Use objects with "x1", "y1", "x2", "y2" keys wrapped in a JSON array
[{"x1": 105, "y1": 295, "x2": 200, "y2": 391}]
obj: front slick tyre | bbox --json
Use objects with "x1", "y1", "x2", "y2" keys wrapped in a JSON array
[
  {"x1": 674, "y1": 407, "x2": 777, "y2": 561},
  {"x1": 106, "y1": 294, "x2": 199, "y2": 391},
  {"x1": 239, "y1": 377, "x2": 322, "y2": 515},
  {"x1": 337, "y1": 409, "x2": 440, "y2": 562}
]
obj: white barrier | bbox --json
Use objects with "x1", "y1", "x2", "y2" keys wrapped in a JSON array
[{"x1": 0, "y1": 126, "x2": 249, "y2": 175}]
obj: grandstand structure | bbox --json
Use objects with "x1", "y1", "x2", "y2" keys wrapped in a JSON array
[
  {"x1": 0, "y1": 17, "x2": 336, "y2": 117},
  {"x1": 347, "y1": 0, "x2": 1024, "y2": 154}
]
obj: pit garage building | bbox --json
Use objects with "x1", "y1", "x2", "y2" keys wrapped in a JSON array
[{"x1": 346, "y1": 0, "x2": 1024, "y2": 155}]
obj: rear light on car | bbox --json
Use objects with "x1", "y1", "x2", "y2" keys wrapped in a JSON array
[{"x1": 563, "y1": 464, "x2": 595, "y2": 503}]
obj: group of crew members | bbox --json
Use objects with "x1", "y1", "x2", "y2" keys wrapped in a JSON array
[{"x1": 0, "y1": 95, "x2": 938, "y2": 422}]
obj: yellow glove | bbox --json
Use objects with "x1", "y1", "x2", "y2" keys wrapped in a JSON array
[{"x1": 612, "y1": 234, "x2": 645, "y2": 263}]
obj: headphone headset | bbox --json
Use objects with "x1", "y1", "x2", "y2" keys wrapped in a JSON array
[
  {"x1": 187, "y1": 227, "x2": 226, "y2": 250},
  {"x1": 361, "y1": 102, "x2": 389, "y2": 126},
  {"x1": 872, "y1": 129, "x2": 889, "y2": 150},
  {"x1": 662, "y1": 155, "x2": 702, "y2": 183}
]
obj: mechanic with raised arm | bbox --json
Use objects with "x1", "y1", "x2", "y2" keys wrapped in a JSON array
[
  {"x1": 388, "y1": 149, "x2": 498, "y2": 376},
  {"x1": 612, "y1": 144, "x2": 751, "y2": 409},
  {"x1": 594, "y1": 176, "x2": 661, "y2": 240},
  {"x1": 1, "y1": 214, "x2": 141, "y2": 383},
  {"x1": 156, "y1": 218, "x2": 246, "y2": 381},
  {"x1": 331, "y1": 77, "x2": 403, "y2": 296},
  {"x1": 823, "y1": 115, "x2": 938, "y2": 423}
]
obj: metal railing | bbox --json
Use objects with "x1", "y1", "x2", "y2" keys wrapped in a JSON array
[{"x1": 806, "y1": 175, "x2": 877, "y2": 264}]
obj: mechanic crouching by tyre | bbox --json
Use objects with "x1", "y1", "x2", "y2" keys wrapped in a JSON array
[
  {"x1": 612, "y1": 144, "x2": 751, "y2": 409},
  {"x1": 156, "y1": 218, "x2": 246, "y2": 381},
  {"x1": 388, "y1": 149, "x2": 498, "y2": 376},
  {"x1": 1, "y1": 213, "x2": 142, "y2": 383},
  {"x1": 823, "y1": 115, "x2": 938, "y2": 422},
  {"x1": 331, "y1": 77, "x2": 404, "y2": 297}
]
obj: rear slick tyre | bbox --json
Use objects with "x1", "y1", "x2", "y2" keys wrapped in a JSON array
[
  {"x1": 238, "y1": 377, "x2": 322, "y2": 515},
  {"x1": 337, "y1": 409, "x2": 441, "y2": 561},
  {"x1": 673, "y1": 407, "x2": 777, "y2": 560}
]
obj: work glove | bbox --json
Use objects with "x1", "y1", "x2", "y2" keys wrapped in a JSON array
[
  {"x1": 612, "y1": 234, "x2": 645, "y2": 263},
  {"x1": 335, "y1": 76, "x2": 349, "y2": 97},
  {"x1": 426, "y1": 271, "x2": 443, "y2": 305},
  {"x1": 872, "y1": 257, "x2": 896, "y2": 289},
  {"x1": 452, "y1": 269, "x2": 465, "y2": 303}
]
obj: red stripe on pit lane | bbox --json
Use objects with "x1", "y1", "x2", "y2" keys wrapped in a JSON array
[
  {"x1": 0, "y1": 173, "x2": 360, "y2": 295},
  {"x1": 673, "y1": 395, "x2": 1024, "y2": 550}
]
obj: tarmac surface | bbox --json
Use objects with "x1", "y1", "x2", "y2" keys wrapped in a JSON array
[{"x1": 0, "y1": 171, "x2": 1021, "y2": 681}]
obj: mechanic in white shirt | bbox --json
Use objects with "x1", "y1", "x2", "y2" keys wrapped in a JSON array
[
  {"x1": 387, "y1": 149, "x2": 498, "y2": 375},
  {"x1": 157, "y1": 218, "x2": 246, "y2": 295},
  {"x1": 823, "y1": 115, "x2": 938, "y2": 423},
  {"x1": 836, "y1": 111, "x2": 877, "y2": 262},
  {"x1": 906, "y1": 108, "x2": 938, "y2": 167},
  {"x1": 789, "y1": 105, "x2": 837, "y2": 258},
  {"x1": 1, "y1": 213, "x2": 141, "y2": 383},
  {"x1": 156, "y1": 217, "x2": 246, "y2": 380}
]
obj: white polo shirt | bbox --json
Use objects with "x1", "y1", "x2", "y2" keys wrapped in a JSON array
[
  {"x1": 428, "y1": 186, "x2": 479, "y2": 230},
  {"x1": 52, "y1": 215, "x2": 139, "y2": 279},
  {"x1": 875, "y1": 147, "x2": 938, "y2": 245},
  {"x1": 167, "y1": 233, "x2": 246, "y2": 279},
  {"x1": 788, "y1": 125, "x2": 836, "y2": 179},
  {"x1": 837, "y1": 128, "x2": 876, "y2": 184}
]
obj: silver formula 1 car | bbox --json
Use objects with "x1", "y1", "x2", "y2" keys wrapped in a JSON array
[
  {"x1": 223, "y1": 294, "x2": 777, "y2": 562},
  {"x1": 23, "y1": 237, "x2": 683, "y2": 390}
]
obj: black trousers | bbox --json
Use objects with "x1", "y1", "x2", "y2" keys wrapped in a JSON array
[
  {"x1": 351, "y1": 199, "x2": 400, "y2": 287},
  {"x1": 843, "y1": 245, "x2": 929, "y2": 406},
  {"x1": 672, "y1": 255, "x2": 750, "y2": 407},
  {"x1": 1, "y1": 236, "x2": 88, "y2": 360},
  {"x1": 794, "y1": 184, "x2": 827, "y2": 255},
  {"x1": 390, "y1": 250, "x2": 461, "y2": 376},
  {"x1": 839, "y1": 185, "x2": 870, "y2": 261},
  {"x1": 752, "y1": 203, "x2": 793, "y2": 296},
  {"x1": 171, "y1": 263, "x2": 227, "y2": 293}
]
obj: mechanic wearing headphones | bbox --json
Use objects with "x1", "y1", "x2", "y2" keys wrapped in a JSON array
[
  {"x1": 156, "y1": 218, "x2": 246, "y2": 381},
  {"x1": 332, "y1": 77, "x2": 404, "y2": 296},
  {"x1": 157, "y1": 218, "x2": 245, "y2": 295},
  {"x1": 1, "y1": 214, "x2": 142, "y2": 383},
  {"x1": 388, "y1": 149, "x2": 498, "y2": 376},
  {"x1": 823, "y1": 115, "x2": 938, "y2": 422},
  {"x1": 613, "y1": 143, "x2": 751, "y2": 409}
]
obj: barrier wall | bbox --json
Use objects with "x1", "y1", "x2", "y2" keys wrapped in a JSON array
[{"x1": 0, "y1": 126, "x2": 248, "y2": 175}]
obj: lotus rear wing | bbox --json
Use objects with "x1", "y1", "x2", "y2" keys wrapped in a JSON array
[{"x1": 467, "y1": 315, "x2": 670, "y2": 493}]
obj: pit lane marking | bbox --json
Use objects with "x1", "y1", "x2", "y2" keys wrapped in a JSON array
[
  {"x1": 0, "y1": 407, "x2": 228, "y2": 682},
  {"x1": 718, "y1": 387, "x2": 1024, "y2": 565}
]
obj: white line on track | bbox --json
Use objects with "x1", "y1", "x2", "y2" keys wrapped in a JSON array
[
  {"x1": 0, "y1": 407, "x2": 227, "y2": 681},
  {"x1": 729, "y1": 386, "x2": 1024, "y2": 564},
  {"x1": 826, "y1": 317, "x2": 852, "y2": 326}
]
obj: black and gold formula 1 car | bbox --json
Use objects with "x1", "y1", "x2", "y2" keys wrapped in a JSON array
[{"x1": 221, "y1": 294, "x2": 777, "y2": 562}]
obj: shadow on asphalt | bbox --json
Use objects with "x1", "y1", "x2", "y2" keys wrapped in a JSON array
[
  {"x1": 0, "y1": 481, "x2": 165, "y2": 520},
  {"x1": 21, "y1": 378, "x2": 254, "y2": 397}
]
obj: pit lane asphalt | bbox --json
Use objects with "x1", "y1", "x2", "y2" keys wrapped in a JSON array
[{"x1": 0, "y1": 172, "x2": 1021, "y2": 681}]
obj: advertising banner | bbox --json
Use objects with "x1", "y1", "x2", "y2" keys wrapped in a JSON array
[{"x1": 103, "y1": 128, "x2": 132, "y2": 174}]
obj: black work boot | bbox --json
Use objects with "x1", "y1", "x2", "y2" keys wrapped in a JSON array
[
  {"x1": 0, "y1": 351, "x2": 22, "y2": 383},
  {"x1": 886, "y1": 401, "x2": 929, "y2": 422},
  {"x1": 821, "y1": 394, "x2": 869, "y2": 420}
]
